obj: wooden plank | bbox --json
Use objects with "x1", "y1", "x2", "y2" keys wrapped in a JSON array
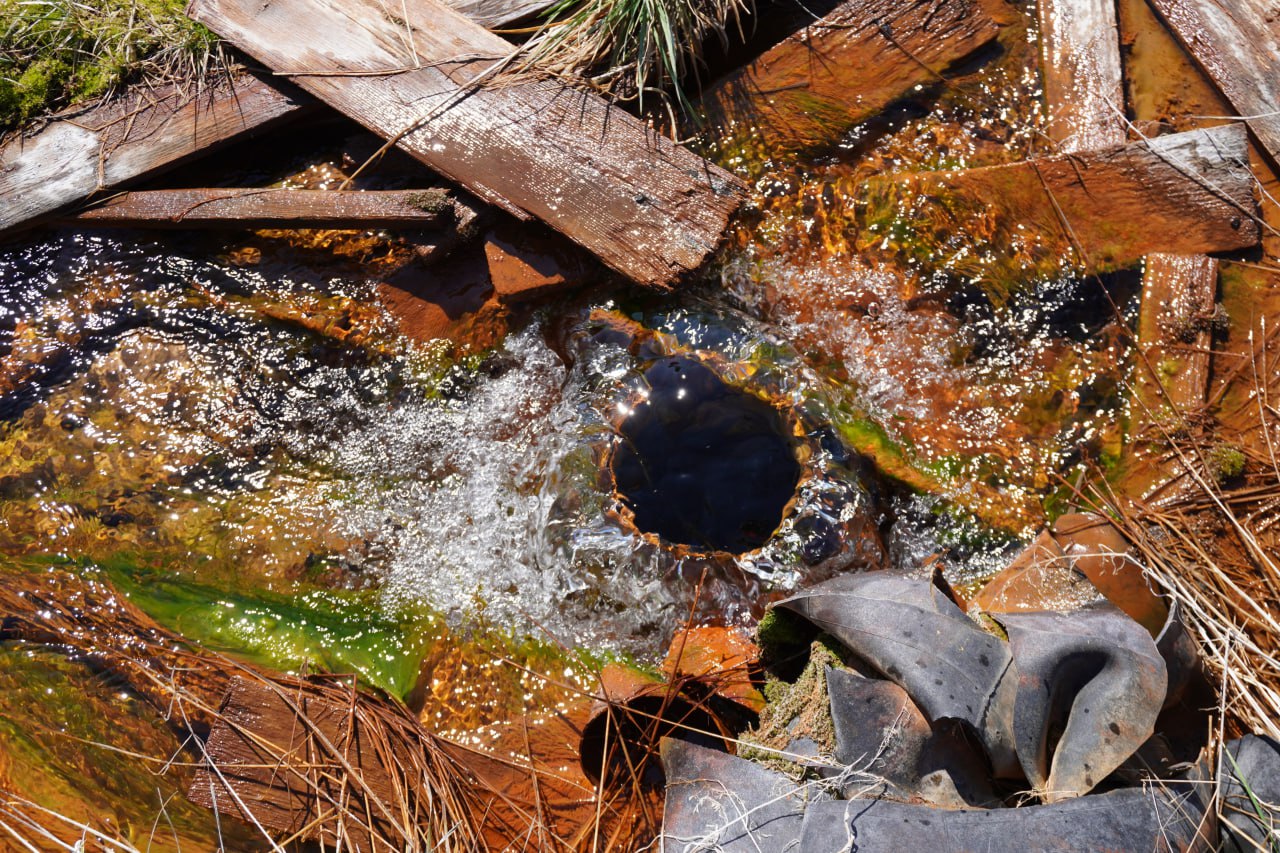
[
  {"x1": 1137, "y1": 253, "x2": 1218, "y2": 410},
  {"x1": 1145, "y1": 0, "x2": 1280, "y2": 168},
  {"x1": 448, "y1": 0, "x2": 556, "y2": 28},
  {"x1": 0, "y1": 1, "x2": 563, "y2": 241},
  {"x1": 700, "y1": 0, "x2": 999, "y2": 151},
  {"x1": 0, "y1": 75, "x2": 305, "y2": 240},
  {"x1": 188, "y1": 0, "x2": 745, "y2": 289},
  {"x1": 1123, "y1": 253, "x2": 1220, "y2": 501},
  {"x1": 1038, "y1": 0, "x2": 1127, "y2": 151},
  {"x1": 862, "y1": 124, "x2": 1259, "y2": 275},
  {"x1": 64, "y1": 187, "x2": 457, "y2": 229}
]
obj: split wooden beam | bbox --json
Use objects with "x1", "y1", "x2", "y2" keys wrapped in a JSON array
[
  {"x1": 863, "y1": 124, "x2": 1258, "y2": 276},
  {"x1": 0, "y1": 0, "x2": 552, "y2": 241},
  {"x1": 64, "y1": 187, "x2": 463, "y2": 230},
  {"x1": 0, "y1": 76, "x2": 306, "y2": 240},
  {"x1": 1145, "y1": 0, "x2": 1280, "y2": 169},
  {"x1": 187, "y1": 0, "x2": 745, "y2": 289},
  {"x1": 700, "y1": 0, "x2": 999, "y2": 152}
]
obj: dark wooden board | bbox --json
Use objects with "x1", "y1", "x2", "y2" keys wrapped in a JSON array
[
  {"x1": 66, "y1": 187, "x2": 456, "y2": 229},
  {"x1": 1145, "y1": 0, "x2": 1280, "y2": 169},
  {"x1": 0, "y1": 75, "x2": 305, "y2": 240},
  {"x1": 188, "y1": 0, "x2": 746, "y2": 288},
  {"x1": 863, "y1": 124, "x2": 1259, "y2": 274},
  {"x1": 700, "y1": 0, "x2": 999, "y2": 151},
  {"x1": 0, "y1": 0, "x2": 564, "y2": 241}
]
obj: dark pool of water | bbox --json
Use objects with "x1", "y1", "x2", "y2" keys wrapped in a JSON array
[{"x1": 610, "y1": 355, "x2": 801, "y2": 554}]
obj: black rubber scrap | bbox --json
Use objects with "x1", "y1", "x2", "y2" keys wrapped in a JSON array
[
  {"x1": 1219, "y1": 735, "x2": 1280, "y2": 852},
  {"x1": 826, "y1": 667, "x2": 996, "y2": 807},
  {"x1": 997, "y1": 603, "x2": 1167, "y2": 802},
  {"x1": 794, "y1": 784, "x2": 1215, "y2": 852},
  {"x1": 776, "y1": 572, "x2": 1020, "y2": 777},
  {"x1": 660, "y1": 738, "x2": 831, "y2": 852}
]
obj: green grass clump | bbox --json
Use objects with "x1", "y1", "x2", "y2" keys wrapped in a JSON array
[
  {"x1": 0, "y1": 0, "x2": 220, "y2": 132},
  {"x1": 1207, "y1": 442, "x2": 1247, "y2": 484},
  {"x1": 524, "y1": 0, "x2": 751, "y2": 116}
]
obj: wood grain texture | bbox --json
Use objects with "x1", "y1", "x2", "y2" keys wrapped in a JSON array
[
  {"x1": 0, "y1": 75, "x2": 304, "y2": 239},
  {"x1": 188, "y1": 0, "x2": 745, "y2": 288},
  {"x1": 448, "y1": 0, "x2": 556, "y2": 28},
  {"x1": 700, "y1": 0, "x2": 999, "y2": 151},
  {"x1": 66, "y1": 187, "x2": 456, "y2": 229},
  {"x1": 865, "y1": 124, "x2": 1259, "y2": 274},
  {"x1": 1038, "y1": 0, "x2": 1127, "y2": 151},
  {"x1": 1146, "y1": 0, "x2": 1280, "y2": 168}
]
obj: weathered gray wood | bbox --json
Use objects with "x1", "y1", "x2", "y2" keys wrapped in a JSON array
[
  {"x1": 701, "y1": 0, "x2": 999, "y2": 151},
  {"x1": 0, "y1": 0, "x2": 562, "y2": 241},
  {"x1": 1137, "y1": 253, "x2": 1218, "y2": 410},
  {"x1": 448, "y1": 0, "x2": 556, "y2": 28},
  {"x1": 188, "y1": 0, "x2": 745, "y2": 289},
  {"x1": 0, "y1": 75, "x2": 305, "y2": 240},
  {"x1": 1038, "y1": 0, "x2": 1127, "y2": 151},
  {"x1": 65, "y1": 187, "x2": 456, "y2": 229},
  {"x1": 862, "y1": 124, "x2": 1259, "y2": 274},
  {"x1": 1146, "y1": 0, "x2": 1280, "y2": 168}
]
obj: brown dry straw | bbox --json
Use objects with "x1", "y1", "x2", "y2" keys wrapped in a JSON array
[
  {"x1": 1087, "y1": 321, "x2": 1280, "y2": 742},
  {"x1": 0, "y1": 565, "x2": 496, "y2": 851}
]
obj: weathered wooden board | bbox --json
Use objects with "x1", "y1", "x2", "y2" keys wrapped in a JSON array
[
  {"x1": 188, "y1": 0, "x2": 745, "y2": 289},
  {"x1": 863, "y1": 124, "x2": 1258, "y2": 274},
  {"x1": 0, "y1": 0, "x2": 562, "y2": 241},
  {"x1": 700, "y1": 0, "x2": 999, "y2": 151},
  {"x1": 66, "y1": 187, "x2": 457, "y2": 229},
  {"x1": 0, "y1": 75, "x2": 305, "y2": 240},
  {"x1": 448, "y1": 0, "x2": 556, "y2": 28},
  {"x1": 1121, "y1": 253, "x2": 1221, "y2": 501},
  {"x1": 1038, "y1": 0, "x2": 1127, "y2": 151},
  {"x1": 1145, "y1": 0, "x2": 1280, "y2": 168}
]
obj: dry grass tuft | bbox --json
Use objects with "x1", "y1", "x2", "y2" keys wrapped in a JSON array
[
  {"x1": 515, "y1": 0, "x2": 752, "y2": 118},
  {"x1": 1088, "y1": 331, "x2": 1280, "y2": 742}
]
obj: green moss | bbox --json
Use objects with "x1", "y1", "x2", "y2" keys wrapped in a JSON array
[
  {"x1": 1207, "y1": 442, "x2": 1246, "y2": 484},
  {"x1": 740, "y1": 637, "x2": 847, "y2": 775},
  {"x1": 0, "y1": 0, "x2": 217, "y2": 131},
  {"x1": 756, "y1": 607, "x2": 817, "y2": 653}
]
